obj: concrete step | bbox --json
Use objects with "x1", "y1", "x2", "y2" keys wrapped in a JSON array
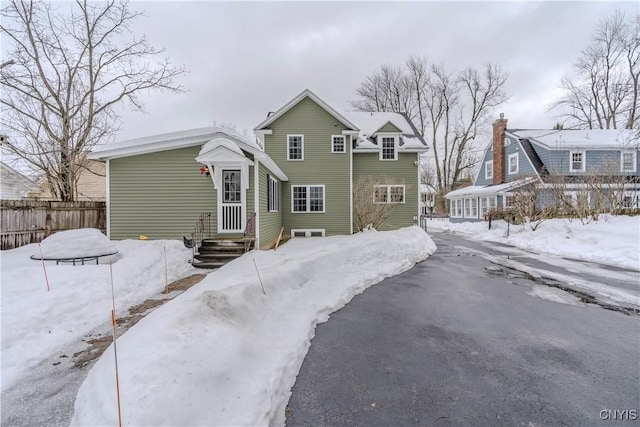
[
  {"x1": 194, "y1": 252, "x2": 242, "y2": 261},
  {"x1": 192, "y1": 260, "x2": 226, "y2": 269}
]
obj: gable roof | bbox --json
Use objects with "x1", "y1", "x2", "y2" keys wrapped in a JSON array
[
  {"x1": 512, "y1": 129, "x2": 637, "y2": 150},
  {"x1": 0, "y1": 161, "x2": 43, "y2": 199},
  {"x1": 342, "y1": 111, "x2": 428, "y2": 151},
  {"x1": 89, "y1": 127, "x2": 287, "y2": 181},
  {"x1": 254, "y1": 89, "x2": 359, "y2": 131}
]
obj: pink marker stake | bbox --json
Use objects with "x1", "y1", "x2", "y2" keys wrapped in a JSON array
[
  {"x1": 109, "y1": 260, "x2": 123, "y2": 427},
  {"x1": 38, "y1": 243, "x2": 50, "y2": 292},
  {"x1": 164, "y1": 245, "x2": 168, "y2": 296}
]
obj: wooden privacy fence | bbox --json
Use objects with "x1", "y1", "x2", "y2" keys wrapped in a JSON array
[{"x1": 0, "y1": 200, "x2": 106, "y2": 250}]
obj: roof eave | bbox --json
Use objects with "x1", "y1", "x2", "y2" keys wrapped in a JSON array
[{"x1": 253, "y1": 89, "x2": 360, "y2": 131}]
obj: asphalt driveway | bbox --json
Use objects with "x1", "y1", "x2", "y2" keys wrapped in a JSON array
[{"x1": 285, "y1": 232, "x2": 640, "y2": 426}]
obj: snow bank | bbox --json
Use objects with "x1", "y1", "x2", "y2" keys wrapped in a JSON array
[
  {"x1": 70, "y1": 226, "x2": 436, "y2": 426},
  {"x1": 1, "y1": 236, "x2": 196, "y2": 391},
  {"x1": 426, "y1": 215, "x2": 640, "y2": 271}
]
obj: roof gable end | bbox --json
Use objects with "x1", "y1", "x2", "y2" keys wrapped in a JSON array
[{"x1": 254, "y1": 89, "x2": 358, "y2": 131}]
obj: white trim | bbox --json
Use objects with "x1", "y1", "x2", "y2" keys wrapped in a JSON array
[
  {"x1": 379, "y1": 135, "x2": 398, "y2": 161},
  {"x1": 485, "y1": 160, "x2": 493, "y2": 180},
  {"x1": 214, "y1": 165, "x2": 248, "y2": 233},
  {"x1": 287, "y1": 134, "x2": 304, "y2": 161},
  {"x1": 267, "y1": 174, "x2": 279, "y2": 212},
  {"x1": 373, "y1": 185, "x2": 405, "y2": 204},
  {"x1": 621, "y1": 150, "x2": 637, "y2": 173},
  {"x1": 349, "y1": 135, "x2": 353, "y2": 234},
  {"x1": 504, "y1": 192, "x2": 515, "y2": 209},
  {"x1": 569, "y1": 150, "x2": 586, "y2": 172},
  {"x1": 290, "y1": 229, "x2": 326, "y2": 238},
  {"x1": 331, "y1": 135, "x2": 346, "y2": 153},
  {"x1": 291, "y1": 184, "x2": 326, "y2": 213},
  {"x1": 253, "y1": 89, "x2": 359, "y2": 131},
  {"x1": 416, "y1": 153, "x2": 421, "y2": 222},
  {"x1": 254, "y1": 160, "x2": 260, "y2": 248},
  {"x1": 508, "y1": 153, "x2": 519, "y2": 175},
  {"x1": 105, "y1": 159, "x2": 111, "y2": 238}
]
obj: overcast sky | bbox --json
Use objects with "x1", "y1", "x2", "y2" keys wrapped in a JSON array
[{"x1": 113, "y1": 1, "x2": 638, "y2": 144}]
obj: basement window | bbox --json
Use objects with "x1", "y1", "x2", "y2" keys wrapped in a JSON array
[{"x1": 291, "y1": 229, "x2": 325, "y2": 238}]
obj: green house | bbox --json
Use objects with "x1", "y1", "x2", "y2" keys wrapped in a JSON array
[{"x1": 90, "y1": 89, "x2": 428, "y2": 253}]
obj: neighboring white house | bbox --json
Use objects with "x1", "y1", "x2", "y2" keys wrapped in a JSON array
[{"x1": 0, "y1": 161, "x2": 42, "y2": 200}]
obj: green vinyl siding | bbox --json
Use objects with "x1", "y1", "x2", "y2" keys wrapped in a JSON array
[
  {"x1": 258, "y1": 162, "x2": 283, "y2": 247},
  {"x1": 264, "y1": 96, "x2": 352, "y2": 235},
  {"x1": 377, "y1": 122, "x2": 402, "y2": 133},
  {"x1": 109, "y1": 146, "x2": 254, "y2": 240},
  {"x1": 353, "y1": 152, "x2": 419, "y2": 230}
]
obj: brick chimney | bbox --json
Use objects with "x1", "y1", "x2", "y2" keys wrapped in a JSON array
[{"x1": 492, "y1": 114, "x2": 508, "y2": 185}]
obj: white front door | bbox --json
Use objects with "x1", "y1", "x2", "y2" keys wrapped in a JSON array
[{"x1": 220, "y1": 169, "x2": 243, "y2": 232}]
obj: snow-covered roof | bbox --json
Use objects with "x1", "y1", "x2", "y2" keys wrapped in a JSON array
[
  {"x1": 89, "y1": 127, "x2": 287, "y2": 181},
  {"x1": 445, "y1": 178, "x2": 537, "y2": 198},
  {"x1": 90, "y1": 127, "x2": 263, "y2": 159},
  {"x1": 342, "y1": 111, "x2": 428, "y2": 151},
  {"x1": 513, "y1": 129, "x2": 638, "y2": 150}
]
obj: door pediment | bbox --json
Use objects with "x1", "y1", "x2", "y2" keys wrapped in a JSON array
[{"x1": 196, "y1": 138, "x2": 254, "y2": 165}]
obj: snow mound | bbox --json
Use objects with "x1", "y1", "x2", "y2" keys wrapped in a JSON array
[
  {"x1": 70, "y1": 226, "x2": 436, "y2": 426},
  {"x1": 33, "y1": 228, "x2": 117, "y2": 259}
]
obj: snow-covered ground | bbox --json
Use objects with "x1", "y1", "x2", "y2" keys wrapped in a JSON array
[
  {"x1": 70, "y1": 226, "x2": 435, "y2": 426},
  {"x1": 0, "y1": 229, "x2": 198, "y2": 392},
  {"x1": 3, "y1": 219, "x2": 637, "y2": 426},
  {"x1": 425, "y1": 215, "x2": 640, "y2": 271}
]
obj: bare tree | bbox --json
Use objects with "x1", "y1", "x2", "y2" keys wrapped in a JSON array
[
  {"x1": 1, "y1": 0, "x2": 185, "y2": 201},
  {"x1": 509, "y1": 183, "x2": 555, "y2": 231},
  {"x1": 352, "y1": 57, "x2": 509, "y2": 211},
  {"x1": 352, "y1": 175, "x2": 406, "y2": 231},
  {"x1": 552, "y1": 10, "x2": 640, "y2": 130}
]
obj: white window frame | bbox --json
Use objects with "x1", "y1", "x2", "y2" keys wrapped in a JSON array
[
  {"x1": 621, "y1": 151, "x2": 637, "y2": 173},
  {"x1": 267, "y1": 175, "x2": 279, "y2": 212},
  {"x1": 464, "y1": 198, "x2": 471, "y2": 217},
  {"x1": 291, "y1": 229, "x2": 326, "y2": 238},
  {"x1": 331, "y1": 135, "x2": 346, "y2": 153},
  {"x1": 470, "y1": 198, "x2": 478, "y2": 218},
  {"x1": 379, "y1": 135, "x2": 398, "y2": 161},
  {"x1": 485, "y1": 160, "x2": 493, "y2": 180},
  {"x1": 504, "y1": 193, "x2": 515, "y2": 209},
  {"x1": 508, "y1": 153, "x2": 519, "y2": 175},
  {"x1": 291, "y1": 184, "x2": 325, "y2": 213},
  {"x1": 569, "y1": 150, "x2": 585, "y2": 172},
  {"x1": 480, "y1": 196, "x2": 496, "y2": 217},
  {"x1": 287, "y1": 134, "x2": 304, "y2": 161},
  {"x1": 373, "y1": 185, "x2": 405, "y2": 204}
]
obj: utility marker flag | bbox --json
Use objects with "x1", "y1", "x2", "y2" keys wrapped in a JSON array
[
  {"x1": 38, "y1": 243, "x2": 51, "y2": 292},
  {"x1": 109, "y1": 260, "x2": 123, "y2": 427}
]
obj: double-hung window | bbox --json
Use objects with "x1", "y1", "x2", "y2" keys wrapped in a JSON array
[
  {"x1": 504, "y1": 193, "x2": 515, "y2": 209},
  {"x1": 331, "y1": 135, "x2": 345, "y2": 153},
  {"x1": 621, "y1": 151, "x2": 637, "y2": 172},
  {"x1": 287, "y1": 135, "x2": 304, "y2": 160},
  {"x1": 292, "y1": 185, "x2": 325, "y2": 213},
  {"x1": 267, "y1": 175, "x2": 279, "y2": 212},
  {"x1": 485, "y1": 160, "x2": 493, "y2": 180},
  {"x1": 374, "y1": 185, "x2": 405, "y2": 204},
  {"x1": 380, "y1": 136, "x2": 397, "y2": 160},
  {"x1": 508, "y1": 153, "x2": 519, "y2": 175},
  {"x1": 570, "y1": 150, "x2": 585, "y2": 172}
]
